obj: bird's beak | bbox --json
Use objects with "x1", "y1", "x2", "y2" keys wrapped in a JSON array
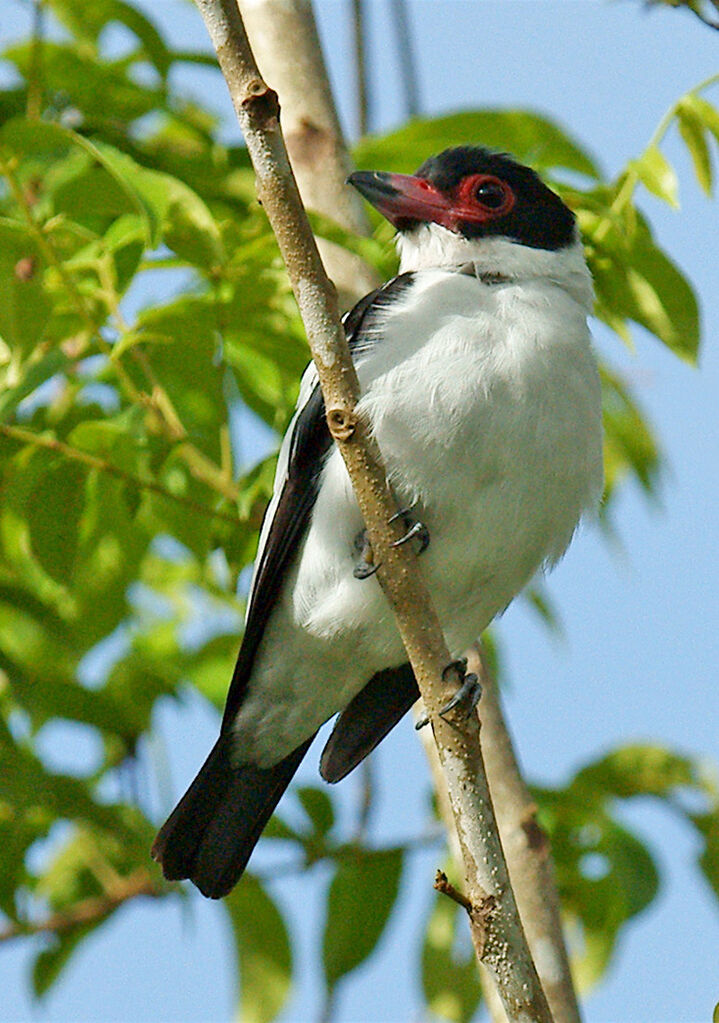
[{"x1": 348, "y1": 170, "x2": 451, "y2": 229}]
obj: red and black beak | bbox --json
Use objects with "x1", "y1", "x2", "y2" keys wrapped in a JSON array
[{"x1": 348, "y1": 170, "x2": 452, "y2": 229}]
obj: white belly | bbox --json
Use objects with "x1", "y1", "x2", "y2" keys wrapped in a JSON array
[{"x1": 233, "y1": 271, "x2": 603, "y2": 765}]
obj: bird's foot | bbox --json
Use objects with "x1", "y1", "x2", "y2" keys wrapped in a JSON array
[
  {"x1": 352, "y1": 529, "x2": 379, "y2": 579},
  {"x1": 352, "y1": 509, "x2": 428, "y2": 580},
  {"x1": 414, "y1": 658, "x2": 482, "y2": 730},
  {"x1": 389, "y1": 508, "x2": 430, "y2": 554},
  {"x1": 439, "y1": 658, "x2": 482, "y2": 720}
]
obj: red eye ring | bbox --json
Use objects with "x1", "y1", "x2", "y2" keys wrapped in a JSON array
[{"x1": 457, "y1": 174, "x2": 515, "y2": 218}]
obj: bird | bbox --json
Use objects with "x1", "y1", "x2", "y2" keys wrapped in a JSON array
[{"x1": 152, "y1": 145, "x2": 603, "y2": 899}]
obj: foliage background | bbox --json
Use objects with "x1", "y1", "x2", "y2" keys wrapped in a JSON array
[{"x1": 1, "y1": 1, "x2": 718, "y2": 1021}]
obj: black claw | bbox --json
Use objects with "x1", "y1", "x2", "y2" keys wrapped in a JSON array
[
  {"x1": 353, "y1": 559, "x2": 380, "y2": 579},
  {"x1": 353, "y1": 529, "x2": 380, "y2": 579},
  {"x1": 414, "y1": 710, "x2": 430, "y2": 730},
  {"x1": 438, "y1": 659, "x2": 482, "y2": 721},
  {"x1": 441, "y1": 657, "x2": 468, "y2": 683},
  {"x1": 389, "y1": 507, "x2": 430, "y2": 554}
]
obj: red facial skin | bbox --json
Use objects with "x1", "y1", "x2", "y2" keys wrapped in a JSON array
[{"x1": 354, "y1": 171, "x2": 516, "y2": 231}]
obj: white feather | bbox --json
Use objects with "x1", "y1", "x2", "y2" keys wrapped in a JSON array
[{"x1": 233, "y1": 229, "x2": 603, "y2": 766}]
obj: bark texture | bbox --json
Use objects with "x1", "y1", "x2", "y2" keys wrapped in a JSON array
[{"x1": 238, "y1": 0, "x2": 379, "y2": 306}]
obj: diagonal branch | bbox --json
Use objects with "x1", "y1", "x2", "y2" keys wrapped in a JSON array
[
  {"x1": 0, "y1": 424, "x2": 241, "y2": 524},
  {"x1": 237, "y1": 0, "x2": 379, "y2": 307},
  {"x1": 469, "y1": 644, "x2": 581, "y2": 1023},
  {"x1": 0, "y1": 871, "x2": 161, "y2": 943},
  {"x1": 193, "y1": 1, "x2": 553, "y2": 1019}
]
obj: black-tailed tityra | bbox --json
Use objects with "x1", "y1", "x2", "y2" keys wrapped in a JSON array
[{"x1": 152, "y1": 146, "x2": 603, "y2": 898}]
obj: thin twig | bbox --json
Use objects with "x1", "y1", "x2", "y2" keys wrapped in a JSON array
[
  {"x1": 388, "y1": 0, "x2": 420, "y2": 118},
  {"x1": 351, "y1": 0, "x2": 370, "y2": 136},
  {"x1": 0, "y1": 424, "x2": 240, "y2": 524},
  {"x1": 193, "y1": 2, "x2": 552, "y2": 1019},
  {"x1": 0, "y1": 871, "x2": 161, "y2": 943},
  {"x1": 434, "y1": 869, "x2": 473, "y2": 914}
]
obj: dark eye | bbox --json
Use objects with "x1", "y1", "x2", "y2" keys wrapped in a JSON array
[{"x1": 474, "y1": 181, "x2": 507, "y2": 209}]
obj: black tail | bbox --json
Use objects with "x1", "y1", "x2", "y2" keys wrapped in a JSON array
[{"x1": 152, "y1": 733, "x2": 313, "y2": 898}]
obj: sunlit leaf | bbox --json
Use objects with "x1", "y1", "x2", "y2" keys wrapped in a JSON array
[
  {"x1": 322, "y1": 847, "x2": 403, "y2": 992},
  {"x1": 225, "y1": 875, "x2": 292, "y2": 1023},
  {"x1": 677, "y1": 101, "x2": 714, "y2": 195},
  {"x1": 0, "y1": 220, "x2": 51, "y2": 354},
  {"x1": 629, "y1": 145, "x2": 679, "y2": 207},
  {"x1": 355, "y1": 110, "x2": 600, "y2": 178}
]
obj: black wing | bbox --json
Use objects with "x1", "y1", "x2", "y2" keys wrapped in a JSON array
[
  {"x1": 221, "y1": 272, "x2": 416, "y2": 730},
  {"x1": 319, "y1": 663, "x2": 420, "y2": 782}
]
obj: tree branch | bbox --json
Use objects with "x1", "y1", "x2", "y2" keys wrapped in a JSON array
[
  {"x1": 351, "y1": 0, "x2": 370, "y2": 137},
  {"x1": 469, "y1": 644, "x2": 581, "y2": 1023},
  {"x1": 0, "y1": 423, "x2": 241, "y2": 523},
  {"x1": 0, "y1": 870, "x2": 161, "y2": 943},
  {"x1": 193, "y1": 1, "x2": 552, "y2": 1018},
  {"x1": 238, "y1": 0, "x2": 379, "y2": 308}
]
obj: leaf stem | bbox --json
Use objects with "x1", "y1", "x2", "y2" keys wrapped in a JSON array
[
  {"x1": 594, "y1": 74, "x2": 719, "y2": 244},
  {"x1": 0, "y1": 424, "x2": 240, "y2": 524}
]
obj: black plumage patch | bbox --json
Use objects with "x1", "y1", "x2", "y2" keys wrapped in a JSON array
[
  {"x1": 220, "y1": 272, "x2": 416, "y2": 729},
  {"x1": 415, "y1": 145, "x2": 576, "y2": 251},
  {"x1": 319, "y1": 663, "x2": 420, "y2": 783}
]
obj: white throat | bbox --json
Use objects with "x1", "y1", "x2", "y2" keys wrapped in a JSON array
[{"x1": 396, "y1": 222, "x2": 594, "y2": 312}]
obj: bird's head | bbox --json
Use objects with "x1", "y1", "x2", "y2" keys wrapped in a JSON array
[{"x1": 349, "y1": 147, "x2": 588, "y2": 300}]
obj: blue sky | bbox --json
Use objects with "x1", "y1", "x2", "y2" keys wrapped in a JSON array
[{"x1": 2, "y1": 1, "x2": 718, "y2": 1021}]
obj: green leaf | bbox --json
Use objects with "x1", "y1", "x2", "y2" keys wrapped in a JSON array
[
  {"x1": 421, "y1": 886, "x2": 482, "y2": 1022},
  {"x1": 523, "y1": 584, "x2": 562, "y2": 635},
  {"x1": 600, "y1": 366, "x2": 661, "y2": 501},
  {"x1": 26, "y1": 460, "x2": 86, "y2": 581},
  {"x1": 46, "y1": 0, "x2": 171, "y2": 77},
  {"x1": 322, "y1": 847, "x2": 403, "y2": 992},
  {"x1": 684, "y1": 94, "x2": 719, "y2": 146},
  {"x1": 0, "y1": 736, "x2": 138, "y2": 838},
  {"x1": 625, "y1": 216, "x2": 699, "y2": 360},
  {"x1": 225, "y1": 875, "x2": 292, "y2": 1023},
  {"x1": 629, "y1": 146, "x2": 679, "y2": 207},
  {"x1": 296, "y1": 785, "x2": 335, "y2": 838},
  {"x1": 692, "y1": 811, "x2": 719, "y2": 902},
  {"x1": 588, "y1": 209, "x2": 700, "y2": 362},
  {"x1": 574, "y1": 744, "x2": 696, "y2": 798},
  {"x1": 89, "y1": 144, "x2": 223, "y2": 264},
  {"x1": 33, "y1": 926, "x2": 93, "y2": 998},
  {"x1": 677, "y1": 102, "x2": 714, "y2": 195},
  {"x1": 0, "y1": 348, "x2": 69, "y2": 425},
  {"x1": 538, "y1": 782, "x2": 659, "y2": 992},
  {"x1": 355, "y1": 110, "x2": 600, "y2": 179},
  {"x1": 0, "y1": 220, "x2": 51, "y2": 354},
  {"x1": 3, "y1": 41, "x2": 161, "y2": 124},
  {"x1": 131, "y1": 298, "x2": 226, "y2": 454}
]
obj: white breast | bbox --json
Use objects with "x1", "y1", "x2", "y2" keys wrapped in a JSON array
[{"x1": 234, "y1": 262, "x2": 603, "y2": 764}]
